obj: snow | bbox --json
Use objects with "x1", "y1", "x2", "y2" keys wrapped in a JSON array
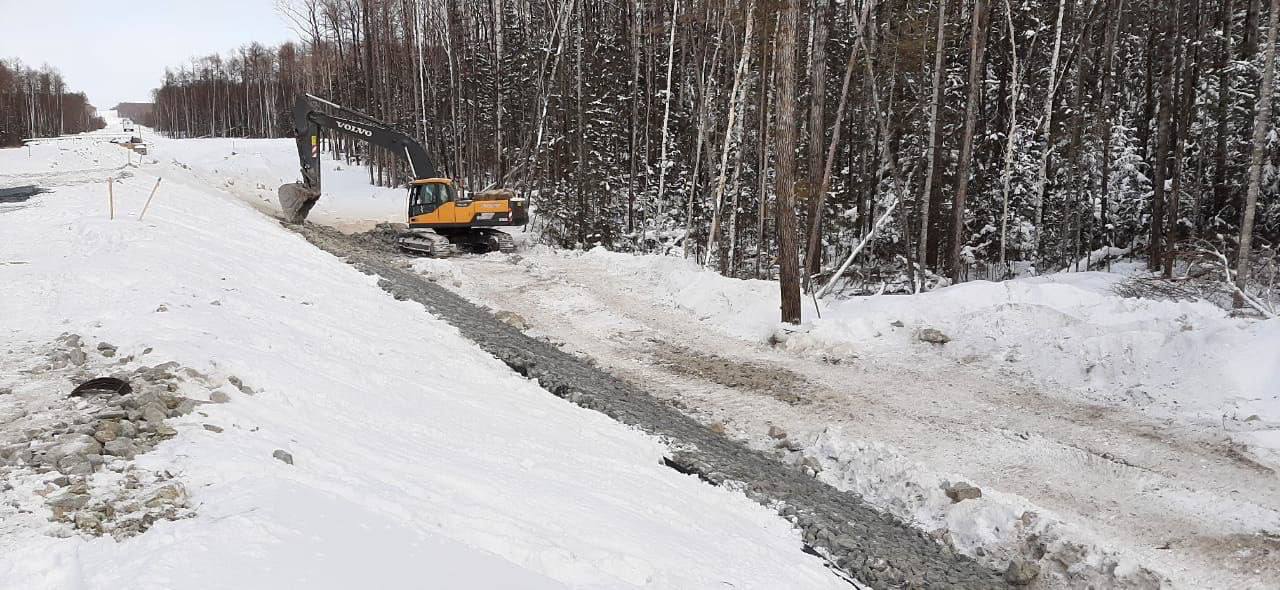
[
  {"x1": 559, "y1": 247, "x2": 1280, "y2": 433},
  {"x1": 32, "y1": 114, "x2": 1277, "y2": 587},
  {"x1": 407, "y1": 245, "x2": 1280, "y2": 588},
  {"x1": 156, "y1": 136, "x2": 406, "y2": 231},
  {"x1": 0, "y1": 115, "x2": 846, "y2": 588}
]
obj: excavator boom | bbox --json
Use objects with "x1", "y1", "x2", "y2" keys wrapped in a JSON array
[{"x1": 280, "y1": 95, "x2": 438, "y2": 224}]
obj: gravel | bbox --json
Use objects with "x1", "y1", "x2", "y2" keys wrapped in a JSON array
[{"x1": 296, "y1": 224, "x2": 1010, "y2": 589}]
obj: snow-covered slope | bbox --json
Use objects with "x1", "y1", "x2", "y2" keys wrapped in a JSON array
[{"x1": 0, "y1": 120, "x2": 845, "y2": 588}]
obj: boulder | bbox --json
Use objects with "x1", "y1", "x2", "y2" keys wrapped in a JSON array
[
  {"x1": 1004, "y1": 559, "x2": 1041, "y2": 586},
  {"x1": 918, "y1": 328, "x2": 951, "y2": 345},
  {"x1": 943, "y1": 481, "x2": 983, "y2": 503}
]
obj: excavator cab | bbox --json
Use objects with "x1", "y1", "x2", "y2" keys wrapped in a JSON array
[{"x1": 408, "y1": 178, "x2": 460, "y2": 221}]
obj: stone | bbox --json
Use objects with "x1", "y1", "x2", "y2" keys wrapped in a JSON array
[
  {"x1": 154, "y1": 424, "x2": 177, "y2": 437},
  {"x1": 93, "y1": 421, "x2": 122, "y2": 443},
  {"x1": 145, "y1": 484, "x2": 188, "y2": 509},
  {"x1": 1004, "y1": 559, "x2": 1040, "y2": 586},
  {"x1": 768, "y1": 425, "x2": 788, "y2": 439},
  {"x1": 890, "y1": 320, "x2": 905, "y2": 328},
  {"x1": 918, "y1": 328, "x2": 951, "y2": 344},
  {"x1": 174, "y1": 399, "x2": 197, "y2": 416},
  {"x1": 272, "y1": 449, "x2": 294, "y2": 465},
  {"x1": 118, "y1": 420, "x2": 138, "y2": 438},
  {"x1": 944, "y1": 481, "x2": 983, "y2": 503},
  {"x1": 202, "y1": 424, "x2": 223, "y2": 433},
  {"x1": 97, "y1": 342, "x2": 117, "y2": 357},
  {"x1": 103, "y1": 438, "x2": 137, "y2": 459},
  {"x1": 54, "y1": 453, "x2": 92, "y2": 475},
  {"x1": 74, "y1": 511, "x2": 103, "y2": 534},
  {"x1": 68, "y1": 348, "x2": 87, "y2": 366},
  {"x1": 155, "y1": 305, "x2": 169, "y2": 312},
  {"x1": 495, "y1": 311, "x2": 529, "y2": 330},
  {"x1": 93, "y1": 409, "x2": 128, "y2": 420},
  {"x1": 47, "y1": 491, "x2": 89, "y2": 511},
  {"x1": 227, "y1": 376, "x2": 254, "y2": 395},
  {"x1": 208, "y1": 391, "x2": 231, "y2": 404},
  {"x1": 53, "y1": 434, "x2": 103, "y2": 458},
  {"x1": 708, "y1": 422, "x2": 726, "y2": 435},
  {"x1": 141, "y1": 402, "x2": 168, "y2": 425},
  {"x1": 0, "y1": 386, "x2": 11, "y2": 396}
]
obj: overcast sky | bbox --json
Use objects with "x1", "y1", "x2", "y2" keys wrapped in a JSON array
[{"x1": 0, "y1": 0, "x2": 298, "y2": 109}]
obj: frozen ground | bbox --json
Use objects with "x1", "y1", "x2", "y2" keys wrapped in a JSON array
[
  {"x1": 64, "y1": 124, "x2": 1280, "y2": 588},
  {"x1": 0, "y1": 115, "x2": 850, "y2": 588}
]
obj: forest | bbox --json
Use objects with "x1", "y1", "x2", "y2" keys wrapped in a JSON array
[
  {"x1": 0, "y1": 60, "x2": 104, "y2": 147},
  {"x1": 148, "y1": 0, "x2": 1280, "y2": 321}
]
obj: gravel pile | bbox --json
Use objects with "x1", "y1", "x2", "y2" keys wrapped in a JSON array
[{"x1": 297, "y1": 224, "x2": 1012, "y2": 589}]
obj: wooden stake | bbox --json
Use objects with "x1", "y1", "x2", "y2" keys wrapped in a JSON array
[
  {"x1": 139, "y1": 178, "x2": 163, "y2": 220},
  {"x1": 107, "y1": 177, "x2": 114, "y2": 220}
]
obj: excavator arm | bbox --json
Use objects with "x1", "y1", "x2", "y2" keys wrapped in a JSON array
[{"x1": 280, "y1": 94, "x2": 440, "y2": 223}]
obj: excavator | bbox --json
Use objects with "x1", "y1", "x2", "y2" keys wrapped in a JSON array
[{"x1": 278, "y1": 94, "x2": 527, "y2": 256}]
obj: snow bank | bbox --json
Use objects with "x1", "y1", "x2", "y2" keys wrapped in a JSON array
[
  {"x1": 0, "y1": 132, "x2": 844, "y2": 588},
  {"x1": 559, "y1": 248, "x2": 1278, "y2": 426},
  {"x1": 571, "y1": 246, "x2": 812, "y2": 342},
  {"x1": 791, "y1": 273, "x2": 1280, "y2": 424}
]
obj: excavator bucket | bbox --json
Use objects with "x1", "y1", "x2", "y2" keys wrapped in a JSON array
[{"x1": 278, "y1": 182, "x2": 320, "y2": 224}]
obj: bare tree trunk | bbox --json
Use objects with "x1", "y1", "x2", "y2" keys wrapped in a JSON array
[
  {"x1": 802, "y1": 0, "x2": 831, "y2": 277},
  {"x1": 756, "y1": 15, "x2": 778, "y2": 280},
  {"x1": 1167, "y1": 0, "x2": 1201, "y2": 274},
  {"x1": 654, "y1": 0, "x2": 680, "y2": 239},
  {"x1": 774, "y1": 0, "x2": 802, "y2": 324},
  {"x1": 1150, "y1": 5, "x2": 1176, "y2": 271},
  {"x1": 1214, "y1": 0, "x2": 1235, "y2": 221},
  {"x1": 920, "y1": 0, "x2": 949, "y2": 268},
  {"x1": 949, "y1": 0, "x2": 990, "y2": 281},
  {"x1": 1237, "y1": 0, "x2": 1278, "y2": 298},
  {"x1": 801, "y1": 1, "x2": 869, "y2": 285},
  {"x1": 997, "y1": 0, "x2": 1022, "y2": 266},
  {"x1": 706, "y1": 5, "x2": 755, "y2": 266},
  {"x1": 1032, "y1": 0, "x2": 1067, "y2": 263}
]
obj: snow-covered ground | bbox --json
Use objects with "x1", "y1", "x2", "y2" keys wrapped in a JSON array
[
  {"x1": 412, "y1": 247, "x2": 1280, "y2": 589},
  {"x1": 0, "y1": 115, "x2": 849, "y2": 588},
  {"x1": 48, "y1": 121, "x2": 1280, "y2": 588}
]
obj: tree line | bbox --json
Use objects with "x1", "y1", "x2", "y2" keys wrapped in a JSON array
[
  {"x1": 0, "y1": 59, "x2": 104, "y2": 147},
  {"x1": 150, "y1": 0, "x2": 1279, "y2": 321}
]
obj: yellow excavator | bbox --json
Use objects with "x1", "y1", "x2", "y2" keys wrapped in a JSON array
[{"x1": 278, "y1": 94, "x2": 527, "y2": 256}]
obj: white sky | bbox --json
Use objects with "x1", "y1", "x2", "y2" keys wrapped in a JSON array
[{"x1": 0, "y1": 0, "x2": 297, "y2": 109}]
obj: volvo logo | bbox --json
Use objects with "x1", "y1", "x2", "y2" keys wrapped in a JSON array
[{"x1": 337, "y1": 121, "x2": 373, "y2": 137}]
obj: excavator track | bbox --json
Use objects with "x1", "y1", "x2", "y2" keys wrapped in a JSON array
[
  {"x1": 475, "y1": 228, "x2": 517, "y2": 254},
  {"x1": 437, "y1": 228, "x2": 517, "y2": 254},
  {"x1": 396, "y1": 229, "x2": 457, "y2": 257}
]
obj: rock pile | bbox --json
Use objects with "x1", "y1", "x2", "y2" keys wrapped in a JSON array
[{"x1": 0, "y1": 334, "x2": 239, "y2": 540}]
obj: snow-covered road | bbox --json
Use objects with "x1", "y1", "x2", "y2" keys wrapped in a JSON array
[
  {"x1": 0, "y1": 119, "x2": 851, "y2": 588},
  {"x1": 421, "y1": 248, "x2": 1280, "y2": 589}
]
